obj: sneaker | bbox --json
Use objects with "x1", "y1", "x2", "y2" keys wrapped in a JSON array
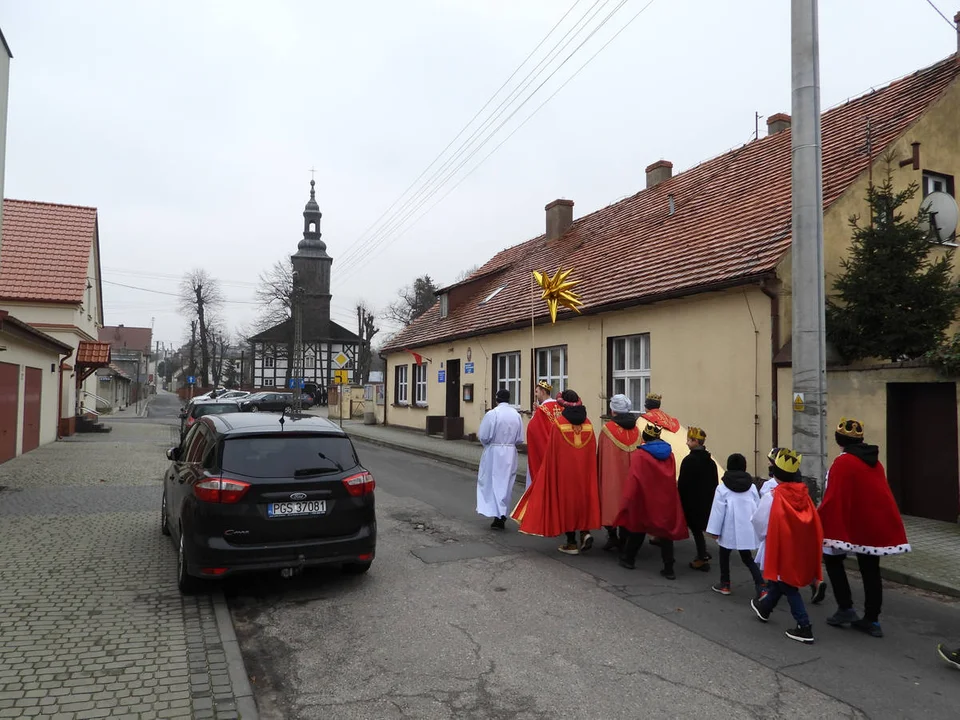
[
  {"x1": 649, "y1": 536, "x2": 663, "y2": 547},
  {"x1": 750, "y1": 598, "x2": 771, "y2": 623},
  {"x1": 711, "y1": 583, "x2": 732, "y2": 596},
  {"x1": 785, "y1": 624, "x2": 815, "y2": 644},
  {"x1": 490, "y1": 517, "x2": 505, "y2": 530},
  {"x1": 689, "y1": 558, "x2": 711, "y2": 572},
  {"x1": 618, "y1": 557, "x2": 636, "y2": 570},
  {"x1": 825, "y1": 607, "x2": 860, "y2": 627},
  {"x1": 810, "y1": 581, "x2": 828, "y2": 605},
  {"x1": 602, "y1": 534, "x2": 620, "y2": 552},
  {"x1": 579, "y1": 532, "x2": 594, "y2": 553},
  {"x1": 851, "y1": 619, "x2": 884, "y2": 638},
  {"x1": 937, "y1": 644, "x2": 960, "y2": 670},
  {"x1": 660, "y1": 567, "x2": 676, "y2": 580},
  {"x1": 558, "y1": 544, "x2": 580, "y2": 555}
]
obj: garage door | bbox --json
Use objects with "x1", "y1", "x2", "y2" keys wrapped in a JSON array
[
  {"x1": 0, "y1": 362, "x2": 18, "y2": 464},
  {"x1": 22, "y1": 367, "x2": 42, "y2": 454}
]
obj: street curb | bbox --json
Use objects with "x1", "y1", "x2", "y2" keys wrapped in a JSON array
[
  {"x1": 843, "y1": 556, "x2": 960, "y2": 600},
  {"x1": 138, "y1": 395, "x2": 155, "y2": 418},
  {"x1": 212, "y1": 591, "x2": 260, "y2": 720}
]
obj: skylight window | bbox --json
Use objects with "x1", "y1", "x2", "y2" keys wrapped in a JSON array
[{"x1": 479, "y1": 285, "x2": 507, "y2": 305}]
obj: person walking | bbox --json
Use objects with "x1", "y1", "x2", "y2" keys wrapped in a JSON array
[
  {"x1": 476, "y1": 389, "x2": 524, "y2": 530},
  {"x1": 706, "y1": 453, "x2": 764, "y2": 597},
  {"x1": 598, "y1": 394, "x2": 640, "y2": 551},
  {"x1": 523, "y1": 380, "x2": 563, "y2": 489},
  {"x1": 678, "y1": 426, "x2": 718, "y2": 571},
  {"x1": 819, "y1": 418, "x2": 910, "y2": 638}
]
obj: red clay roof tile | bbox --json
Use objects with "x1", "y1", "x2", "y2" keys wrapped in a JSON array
[
  {"x1": 99, "y1": 326, "x2": 153, "y2": 354},
  {"x1": 387, "y1": 55, "x2": 960, "y2": 351},
  {"x1": 75, "y1": 340, "x2": 111, "y2": 365},
  {"x1": 0, "y1": 199, "x2": 98, "y2": 303}
]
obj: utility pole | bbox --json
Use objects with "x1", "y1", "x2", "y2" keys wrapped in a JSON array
[
  {"x1": 291, "y1": 272, "x2": 304, "y2": 415},
  {"x1": 790, "y1": 0, "x2": 828, "y2": 495}
]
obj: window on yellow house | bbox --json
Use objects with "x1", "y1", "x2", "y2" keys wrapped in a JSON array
[
  {"x1": 493, "y1": 352, "x2": 521, "y2": 408},
  {"x1": 535, "y1": 345, "x2": 567, "y2": 394},
  {"x1": 413, "y1": 364, "x2": 427, "y2": 406},
  {"x1": 610, "y1": 333, "x2": 651, "y2": 412}
]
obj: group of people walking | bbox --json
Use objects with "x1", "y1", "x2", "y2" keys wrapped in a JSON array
[{"x1": 475, "y1": 383, "x2": 955, "y2": 657}]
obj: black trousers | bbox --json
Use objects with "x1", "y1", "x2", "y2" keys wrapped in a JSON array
[
  {"x1": 719, "y1": 547, "x2": 765, "y2": 586},
  {"x1": 823, "y1": 552, "x2": 882, "y2": 623},
  {"x1": 621, "y1": 532, "x2": 674, "y2": 568},
  {"x1": 692, "y1": 530, "x2": 708, "y2": 559}
]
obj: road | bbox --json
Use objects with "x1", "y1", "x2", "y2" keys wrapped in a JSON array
[{"x1": 223, "y1": 439, "x2": 960, "y2": 719}]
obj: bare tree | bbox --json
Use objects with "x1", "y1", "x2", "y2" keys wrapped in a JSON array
[
  {"x1": 179, "y1": 269, "x2": 223, "y2": 385},
  {"x1": 356, "y1": 302, "x2": 380, "y2": 384},
  {"x1": 187, "y1": 320, "x2": 198, "y2": 378},
  {"x1": 383, "y1": 274, "x2": 438, "y2": 326},
  {"x1": 254, "y1": 259, "x2": 294, "y2": 331},
  {"x1": 455, "y1": 264, "x2": 480, "y2": 283}
]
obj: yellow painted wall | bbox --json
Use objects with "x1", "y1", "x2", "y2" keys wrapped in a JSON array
[
  {"x1": 0, "y1": 333, "x2": 64, "y2": 455},
  {"x1": 387, "y1": 286, "x2": 773, "y2": 477}
]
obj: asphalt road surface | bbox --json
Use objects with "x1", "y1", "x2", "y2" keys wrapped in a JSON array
[{"x1": 220, "y1": 440, "x2": 960, "y2": 719}]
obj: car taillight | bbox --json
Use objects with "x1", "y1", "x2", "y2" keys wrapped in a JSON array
[
  {"x1": 342, "y1": 471, "x2": 375, "y2": 497},
  {"x1": 194, "y1": 478, "x2": 251, "y2": 504}
]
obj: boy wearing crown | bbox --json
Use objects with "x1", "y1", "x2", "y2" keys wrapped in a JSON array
[
  {"x1": 523, "y1": 380, "x2": 563, "y2": 490},
  {"x1": 615, "y1": 423, "x2": 688, "y2": 579},
  {"x1": 819, "y1": 418, "x2": 910, "y2": 639},
  {"x1": 598, "y1": 394, "x2": 640, "y2": 551},
  {"x1": 678, "y1": 426, "x2": 718, "y2": 571},
  {"x1": 749, "y1": 449, "x2": 823, "y2": 644}
]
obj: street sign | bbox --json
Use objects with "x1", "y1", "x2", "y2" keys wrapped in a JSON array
[
  {"x1": 187, "y1": 376, "x2": 196, "y2": 385},
  {"x1": 288, "y1": 378, "x2": 305, "y2": 389},
  {"x1": 333, "y1": 352, "x2": 348, "y2": 368},
  {"x1": 333, "y1": 369, "x2": 348, "y2": 385},
  {"x1": 464, "y1": 362, "x2": 474, "y2": 374},
  {"x1": 793, "y1": 393, "x2": 805, "y2": 412},
  {"x1": 438, "y1": 370, "x2": 446, "y2": 383}
]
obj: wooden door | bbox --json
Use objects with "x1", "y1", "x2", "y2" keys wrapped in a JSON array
[
  {"x1": 887, "y1": 382, "x2": 959, "y2": 522},
  {"x1": 0, "y1": 362, "x2": 18, "y2": 464},
  {"x1": 21, "y1": 367, "x2": 42, "y2": 454},
  {"x1": 445, "y1": 360, "x2": 461, "y2": 418}
]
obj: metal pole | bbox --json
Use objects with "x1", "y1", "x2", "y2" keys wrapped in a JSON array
[{"x1": 790, "y1": 0, "x2": 828, "y2": 495}]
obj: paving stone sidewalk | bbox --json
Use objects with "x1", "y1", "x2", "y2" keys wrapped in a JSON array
[
  {"x1": 0, "y1": 422, "x2": 257, "y2": 720},
  {"x1": 341, "y1": 419, "x2": 960, "y2": 599}
]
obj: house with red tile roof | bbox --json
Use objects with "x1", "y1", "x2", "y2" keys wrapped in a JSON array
[
  {"x1": 99, "y1": 324, "x2": 155, "y2": 403},
  {"x1": 0, "y1": 198, "x2": 111, "y2": 437},
  {"x1": 382, "y1": 53, "x2": 960, "y2": 523}
]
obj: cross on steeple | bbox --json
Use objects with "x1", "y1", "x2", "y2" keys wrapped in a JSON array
[{"x1": 309, "y1": 166, "x2": 316, "y2": 182}]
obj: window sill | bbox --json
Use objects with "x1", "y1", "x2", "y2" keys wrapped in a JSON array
[
  {"x1": 392, "y1": 402, "x2": 411, "y2": 408},
  {"x1": 414, "y1": 402, "x2": 429, "y2": 409}
]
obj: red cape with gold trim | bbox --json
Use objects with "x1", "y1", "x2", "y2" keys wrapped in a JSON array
[
  {"x1": 512, "y1": 418, "x2": 601, "y2": 537},
  {"x1": 598, "y1": 422, "x2": 639, "y2": 527},
  {"x1": 764, "y1": 482, "x2": 824, "y2": 587},
  {"x1": 525, "y1": 401, "x2": 563, "y2": 485},
  {"x1": 614, "y1": 441, "x2": 687, "y2": 540},
  {"x1": 640, "y1": 408, "x2": 680, "y2": 434}
]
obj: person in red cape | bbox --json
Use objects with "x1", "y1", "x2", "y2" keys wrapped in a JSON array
[
  {"x1": 819, "y1": 418, "x2": 910, "y2": 639},
  {"x1": 523, "y1": 380, "x2": 563, "y2": 489},
  {"x1": 597, "y1": 394, "x2": 640, "y2": 552},
  {"x1": 749, "y1": 448, "x2": 823, "y2": 644},
  {"x1": 511, "y1": 389, "x2": 601, "y2": 555},
  {"x1": 615, "y1": 423, "x2": 687, "y2": 579}
]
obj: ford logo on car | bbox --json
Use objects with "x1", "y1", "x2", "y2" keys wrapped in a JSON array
[{"x1": 289, "y1": 492, "x2": 307, "y2": 500}]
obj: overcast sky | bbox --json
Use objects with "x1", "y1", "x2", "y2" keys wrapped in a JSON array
[{"x1": 0, "y1": 0, "x2": 957, "y2": 350}]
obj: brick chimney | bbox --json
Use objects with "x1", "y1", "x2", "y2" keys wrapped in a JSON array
[
  {"x1": 767, "y1": 113, "x2": 791, "y2": 135},
  {"x1": 545, "y1": 199, "x2": 574, "y2": 241},
  {"x1": 645, "y1": 160, "x2": 672, "y2": 189}
]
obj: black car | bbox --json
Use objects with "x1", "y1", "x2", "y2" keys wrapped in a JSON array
[
  {"x1": 161, "y1": 413, "x2": 376, "y2": 593},
  {"x1": 238, "y1": 392, "x2": 295, "y2": 413},
  {"x1": 179, "y1": 400, "x2": 241, "y2": 440}
]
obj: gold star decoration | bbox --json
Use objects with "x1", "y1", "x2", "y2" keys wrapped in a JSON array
[{"x1": 533, "y1": 267, "x2": 584, "y2": 323}]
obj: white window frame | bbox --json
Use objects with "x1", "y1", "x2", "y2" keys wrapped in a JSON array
[
  {"x1": 395, "y1": 364, "x2": 409, "y2": 405},
  {"x1": 413, "y1": 364, "x2": 427, "y2": 406},
  {"x1": 610, "y1": 333, "x2": 651, "y2": 413},
  {"x1": 494, "y1": 352, "x2": 521, "y2": 408},
  {"x1": 479, "y1": 285, "x2": 506, "y2": 305},
  {"x1": 535, "y1": 345, "x2": 568, "y2": 394},
  {"x1": 923, "y1": 170, "x2": 953, "y2": 198},
  {"x1": 439, "y1": 293, "x2": 449, "y2": 318},
  {"x1": 264, "y1": 356, "x2": 275, "y2": 369}
]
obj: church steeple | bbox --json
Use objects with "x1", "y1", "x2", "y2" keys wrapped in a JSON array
[
  {"x1": 292, "y1": 179, "x2": 333, "y2": 324},
  {"x1": 297, "y1": 180, "x2": 327, "y2": 255}
]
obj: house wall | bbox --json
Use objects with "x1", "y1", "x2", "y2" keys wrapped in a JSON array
[
  {"x1": 387, "y1": 286, "x2": 773, "y2": 476},
  {"x1": 0, "y1": 40, "x2": 9, "y2": 256},
  {"x1": 0, "y1": 334, "x2": 63, "y2": 455}
]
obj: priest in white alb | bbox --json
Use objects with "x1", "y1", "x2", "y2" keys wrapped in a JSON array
[{"x1": 477, "y1": 388, "x2": 524, "y2": 530}]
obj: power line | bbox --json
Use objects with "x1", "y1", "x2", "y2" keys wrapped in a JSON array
[
  {"x1": 923, "y1": 0, "x2": 957, "y2": 28},
  {"x1": 334, "y1": 0, "x2": 615, "y2": 273},
  {"x1": 334, "y1": 0, "x2": 653, "y2": 289}
]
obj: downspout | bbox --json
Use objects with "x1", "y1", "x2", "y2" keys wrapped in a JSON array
[
  {"x1": 379, "y1": 352, "x2": 387, "y2": 427},
  {"x1": 760, "y1": 280, "x2": 780, "y2": 451},
  {"x1": 56, "y1": 352, "x2": 70, "y2": 439}
]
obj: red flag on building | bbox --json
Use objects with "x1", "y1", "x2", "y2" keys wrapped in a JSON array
[{"x1": 402, "y1": 349, "x2": 429, "y2": 365}]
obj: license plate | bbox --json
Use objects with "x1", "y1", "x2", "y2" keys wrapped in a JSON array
[{"x1": 267, "y1": 501, "x2": 326, "y2": 517}]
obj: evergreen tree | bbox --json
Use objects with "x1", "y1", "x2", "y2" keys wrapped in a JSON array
[{"x1": 826, "y1": 164, "x2": 960, "y2": 363}]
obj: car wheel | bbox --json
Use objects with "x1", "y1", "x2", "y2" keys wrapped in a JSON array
[
  {"x1": 342, "y1": 561, "x2": 373, "y2": 575},
  {"x1": 284, "y1": 405, "x2": 293, "y2": 413},
  {"x1": 161, "y1": 490, "x2": 171, "y2": 536},
  {"x1": 250, "y1": 405, "x2": 259, "y2": 413},
  {"x1": 177, "y1": 531, "x2": 202, "y2": 595}
]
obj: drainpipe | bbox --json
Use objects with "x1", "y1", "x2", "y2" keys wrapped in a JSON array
[
  {"x1": 56, "y1": 352, "x2": 70, "y2": 440},
  {"x1": 378, "y1": 352, "x2": 387, "y2": 427},
  {"x1": 759, "y1": 280, "x2": 780, "y2": 450}
]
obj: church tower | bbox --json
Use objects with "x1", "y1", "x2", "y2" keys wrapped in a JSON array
[{"x1": 291, "y1": 179, "x2": 332, "y2": 322}]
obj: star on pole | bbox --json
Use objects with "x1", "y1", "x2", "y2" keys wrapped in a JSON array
[{"x1": 533, "y1": 267, "x2": 584, "y2": 323}]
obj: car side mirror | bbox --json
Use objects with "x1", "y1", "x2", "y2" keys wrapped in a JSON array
[{"x1": 166, "y1": 447, "x2": 180, "y2": 462}]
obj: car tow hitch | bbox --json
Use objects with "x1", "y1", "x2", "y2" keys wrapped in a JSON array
[{"x1": 279, "y1": 555, "x2": 307, "y2": 579}]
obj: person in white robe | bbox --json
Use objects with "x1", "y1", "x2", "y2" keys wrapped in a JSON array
[
  {"x1": 706, "y1": 453, "x2": 765, "y2": 596},
  {"x1": 477, "y1": 389, "x2": 524, "y2": 529}
]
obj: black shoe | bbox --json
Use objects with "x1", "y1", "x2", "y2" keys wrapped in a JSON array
[
  {"x1": 490, "y1": 517, "x2": 505, "y2": 530},
  {"x1": 937, "y1": 644, "x2": 960, "y2": 669},
  {"x1": 785, "y1": 624, "x2": 815, "y2": 644},
  {"x1": 851, "y1": 619, "x2": 884, "y2": 638},
  {"x1": 750, "y1": 598, "x2": 771, "y2": 623},
  {"x1": 660, "y1": 566, "x2": 676, "y2": 580},
  {"x1": 579, "y1": 531, "x2": 594, "y2": 553},
  {"x1": 619, "y1": 557, "x2": 636, "y2": 570},
  {"x1": 810, "y1": 581, "x2": 828, "y2": 605},
  {"x1": 602, "y1": 531, "x2": 620, "y2": 552}
]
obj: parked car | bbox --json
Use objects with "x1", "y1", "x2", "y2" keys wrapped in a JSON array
[
  {"x1": 238, "y1": 392, "x2": 294, "y2": 413},
  {"x1": 179, "y1": 400, "x2": 241, "y2": 440},
  {"x1": 161, "y1": 413, "x2": 376, "y2": 593},
  {"x1": 300, "y1": 392, "x2": 315, "y2": 409},
  {"x1": 218, "y1": 390, "x2": 250, "y2": 401}
]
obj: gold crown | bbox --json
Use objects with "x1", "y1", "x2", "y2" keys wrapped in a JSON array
[
  {"x1": 836, "y1": 417, "x2": 864, "y2": 439},
  {"x1": 646, "y1": 393, "x2": 662, "y2": 402},
  {"x1": 642, "y1": 423, "x2": 662, "y2": 439},
  {"x1": 537, "y1": 379, "x2": 553, "y2": 392},
  {"x1": 687, "y1": 426, "x2": 706, "y2": 442},
  {"x1": 767, "y1": 447, "x2": 780, "y2": 463},
  {"x1": 774, "y1": 448, "x2": 802, "y2": 474}
]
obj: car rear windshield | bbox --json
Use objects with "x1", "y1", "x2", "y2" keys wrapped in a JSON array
[
  {"x1": 193, "y1": 403, "x2": 237, "y2": 418},
  {"x1": 221, "y1": 434, "x2": 360, "y2": 478}
]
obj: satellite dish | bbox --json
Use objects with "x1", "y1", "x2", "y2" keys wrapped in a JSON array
[{"x1": 920, "y1": 191, "x2": 959, "y2": 244}]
